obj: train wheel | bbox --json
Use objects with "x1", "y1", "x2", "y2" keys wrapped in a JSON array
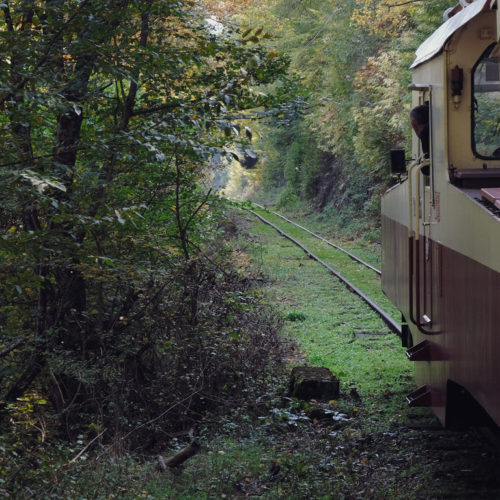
[
  {"x1": 401, "y1": 315, "x2": 413, "y2": 348},
  {"x1": 445, "y1": 380, "x2": 496, "y2": 429}
]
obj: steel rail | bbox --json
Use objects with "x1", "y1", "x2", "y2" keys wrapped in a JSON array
[
  {"x1": 251, "y1": 202, "x2": 381, "y2": 275},
  {"x1": 245, "y1": 208, "x2": 401, "y2": 335}
]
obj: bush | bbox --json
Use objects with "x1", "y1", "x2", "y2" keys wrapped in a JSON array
[{"x1": 0, "y1": 217, "x2": 285, "y2": 494}]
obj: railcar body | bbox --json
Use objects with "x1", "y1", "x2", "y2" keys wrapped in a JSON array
[{"x1": 381, "y1": 0, "x2": 500, "y2": 426}]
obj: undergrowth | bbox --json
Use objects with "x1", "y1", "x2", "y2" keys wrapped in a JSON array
[{"x1": 0, "y1": 215, "x2": 286, "y2": 498}]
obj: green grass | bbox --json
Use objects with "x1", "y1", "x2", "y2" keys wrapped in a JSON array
[
  {"x1": 248, "y1": 204, "x2": 401, "y2": 322},
  {"x1": 283, "y1": 311, "x2": 307, "y2": 321},
  {"x1": 243, "y1": 210, "x2": 410, "y2": 403}
]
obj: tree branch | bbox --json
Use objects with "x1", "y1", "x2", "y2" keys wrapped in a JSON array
[
  {"x1": 69, "y1": 429, "x2": 106, "y2": 464},
  {"x1": 131, "y1": 101, "x2": 181, "y2": 117},
  {"x1": 182, "y1": 188, "x2": 213, "y2": 235},
  {"x1": 119, "y1": 8, "x2": 150, "y2": 131},
  {"x1": 0, "y1": 338, "x2": 26, "y2": 358},
  {"x1": 120, "y1": 391, "x2": 200, "y2": 441},
  {"x1": 387, "y1": 0, "x2": 427, "y2": 9},
  {"x1": 1, "y1": 1, "x2": 14, "y2": 32},
  {"x1": 160, "y1": 441, "x2": 201, "y2": 469},
  {"x1": 0, "y1": 0, "x2": 92, "y2": 107},
  {"x1": 175, "y1": 154, "x2": 190, "y2": 260}
]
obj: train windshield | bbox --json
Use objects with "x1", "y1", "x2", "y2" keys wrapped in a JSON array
[{"x1": 472, "y1": 44, "x2": 500, "y2": 159}]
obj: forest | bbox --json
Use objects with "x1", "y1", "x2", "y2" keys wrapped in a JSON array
[{"x1": 1, "y1": 0, "x2": 460, "y2": 496}]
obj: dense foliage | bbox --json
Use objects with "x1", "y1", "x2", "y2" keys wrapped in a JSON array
[
  {"x1": 0, "y1": 0, "x2": 288, "y2": 466},
  {"x1": 243, "y1": 0, "x2": 451, "y2": 232}
]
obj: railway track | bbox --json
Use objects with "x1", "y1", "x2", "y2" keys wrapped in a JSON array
[
  {"x1": 244, "y1": 204, "x2": 401, "y2": 335},
  {"x1": 251, "y1": 202, "x2": 381, "y2": 275}
]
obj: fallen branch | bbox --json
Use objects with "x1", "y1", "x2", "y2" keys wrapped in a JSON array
[
  {"x1": 69, "y1": 429, "x2": 106, "y2": 464},
  {"x1": 158, "y1": 441, "x2": 201, "y2": 471},
  {"x1": 120, "y1": 391, "x2": 199, "y2": 441},
  {"x1": 157, "y1": 455, "x2": 167, "y2": 472}
]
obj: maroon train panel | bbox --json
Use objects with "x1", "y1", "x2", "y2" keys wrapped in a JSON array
[{"x1": 382, "y1": 214, "x2": 500, "y2": 426}]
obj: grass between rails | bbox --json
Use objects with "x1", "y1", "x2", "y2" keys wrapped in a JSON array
[
  {"x1": 244, "y1": 212, "x2": 408, "y2": 400},
  {"x1": 247, "y1": 204, "x2": 401, "y2": 326}
]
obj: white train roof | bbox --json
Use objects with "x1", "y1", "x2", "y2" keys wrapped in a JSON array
[{"x1": 411, "y1": 0, "x2": 493, "y2": 68}]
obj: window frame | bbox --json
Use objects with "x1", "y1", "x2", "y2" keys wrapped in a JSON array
[{"x1": 471, "y1": 42, "x2": 500, "y2": 160}]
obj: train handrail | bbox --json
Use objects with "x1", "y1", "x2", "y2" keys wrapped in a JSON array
[
  {"x1": 407, "y1": 157, "x2": 429, "y2": 236},
  {"x1": 414, "y1": 159, "x2": 430, "y2": 242},
  {"x1": 408, "y1": 160, "x2": 415, "y2": 237},
  {"x1": 408, "y1": 161, "x2": 439, "y2": 335}
]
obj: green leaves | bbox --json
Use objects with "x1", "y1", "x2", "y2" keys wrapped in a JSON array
[
  {"x1": 244, "y1": 0, "x2": 449, "y2": 229},
  {"x1": 241, "y1": 25, "x2": 273, "y2": 44}
]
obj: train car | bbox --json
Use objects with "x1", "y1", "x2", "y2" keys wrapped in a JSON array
[{"x1": 381, "y1": 0, "x2": 500, "y2": 427}]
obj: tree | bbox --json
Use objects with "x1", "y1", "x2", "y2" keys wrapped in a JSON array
[
  {"x1": 0, "y1": 0, "x2": 288, "y2": 442},
  {"x1": 241, "y1": 0, "x2": 451, "y2": 230}
]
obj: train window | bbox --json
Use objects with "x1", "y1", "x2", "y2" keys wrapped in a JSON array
[{"x1": 472, "y1": 44, "x2": 500, "y2": 159}]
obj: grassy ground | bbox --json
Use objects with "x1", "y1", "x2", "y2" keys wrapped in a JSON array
[
  {"x1": 234, "y1": 208, "x2": 500, "y2": 498},
  {"x1": 247, "y1": 204, "x2": 401, "y2": 329},
  {"x1": 9, "y1": 208, "x2": 500, "y2": 499},
  {"x1": 243, "y1": 210, "x2": 409, "y2": 407}
]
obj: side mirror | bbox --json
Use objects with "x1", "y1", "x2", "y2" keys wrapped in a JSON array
[{"x1": 390, "y1": 149, "x2": 406, "y2": 174}]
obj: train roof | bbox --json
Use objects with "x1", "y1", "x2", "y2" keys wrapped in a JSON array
[{"x1": 411, "y1": 0, "x2": 493, "y2": 68}]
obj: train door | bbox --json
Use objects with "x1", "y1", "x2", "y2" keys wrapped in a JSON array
[{"x1": 409, "y1": 87, "x2": 441, "y2": 336}]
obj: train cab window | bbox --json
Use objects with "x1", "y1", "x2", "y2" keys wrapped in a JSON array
[{"x1": 472, "y1": 44, "x2": 500, "y2": 158}]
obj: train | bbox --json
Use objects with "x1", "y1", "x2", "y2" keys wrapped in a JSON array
[{"x1": 381, "y1": 0, "x2": 500, "y2": 427}]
